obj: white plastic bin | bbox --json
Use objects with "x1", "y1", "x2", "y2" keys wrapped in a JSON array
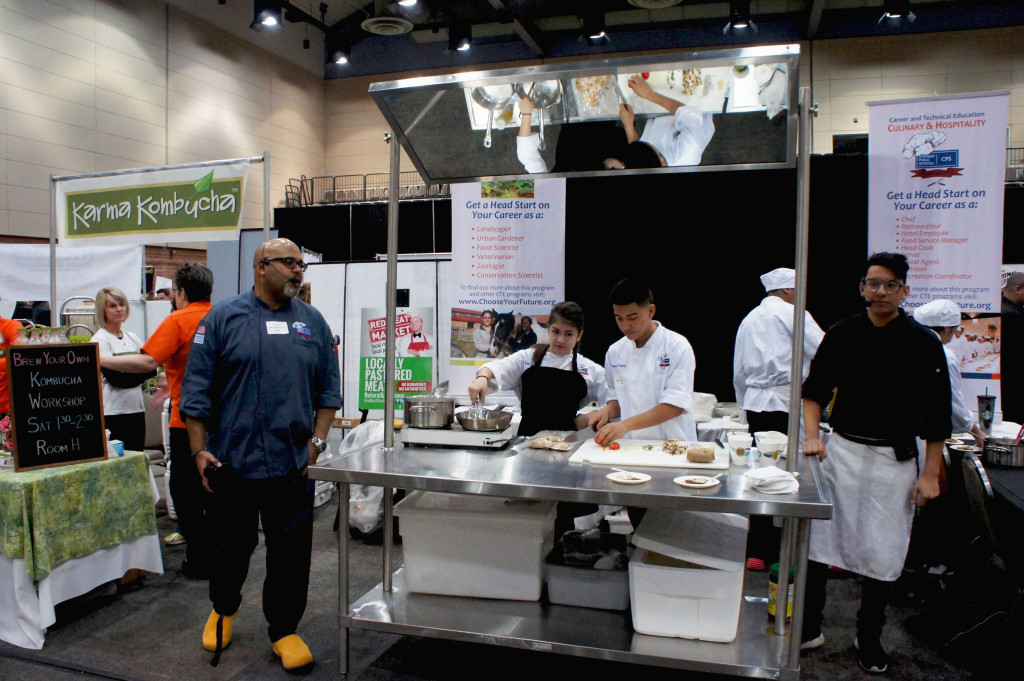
[
  {"x1": 394, "y1": 491, "x2": 556, "y2": 601},
  {"x1": 629, "y1": 509, "x2": 748, "y2": 642}
]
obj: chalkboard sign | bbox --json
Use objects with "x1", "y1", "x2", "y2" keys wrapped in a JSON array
[{"x1": 6, "y1": 343, "x2": 107, "y2": 471}]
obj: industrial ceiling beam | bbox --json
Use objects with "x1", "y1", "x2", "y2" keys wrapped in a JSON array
[
  {"x1": 806, "y1": 0, "x2": 826, "y2": 38},
  {"x1": 485, "y1": 0, "x2": 546, "y2": 56}
]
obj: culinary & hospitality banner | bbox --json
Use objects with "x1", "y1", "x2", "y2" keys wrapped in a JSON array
[
  {"x1": 56, "y1": 161, "x2": 249, "y2": 246},
  {"x1": 868, "y1": 91, "x2": 1008, "y2": 395},
  {"x1": 449, "y1": 179, "x2": 566, "y2": 394}
]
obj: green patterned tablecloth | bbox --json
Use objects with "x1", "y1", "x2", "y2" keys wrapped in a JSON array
[{"x1": 0, "y1": 452, "x2": 157, "y2": 581}]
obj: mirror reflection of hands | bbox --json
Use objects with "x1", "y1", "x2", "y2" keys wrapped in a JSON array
[{"x1": 627, "y1": 75, "x2": 655, "y2": 101}]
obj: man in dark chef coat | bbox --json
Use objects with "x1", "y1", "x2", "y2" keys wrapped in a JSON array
[
  {"x1": 799, "y1": 252, "x2": 950, "y2": 674},
  {"x1": 1000, "y1": 272, "x2": 1024, "y2": 423},
  {"x1": 181, "y1": 238, "x2": 341, "y2": 671}
]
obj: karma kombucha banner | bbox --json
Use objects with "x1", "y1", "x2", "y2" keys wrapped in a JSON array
[
  {"x1": 868, "y1": 91, "x2": 1008, "y2": 396},
  {"x1": 56, "y1": 160, "x2": 249, "y2": 246},
  {"x1": 448, "y1": 179, "x2": 565, "y2": 394}
]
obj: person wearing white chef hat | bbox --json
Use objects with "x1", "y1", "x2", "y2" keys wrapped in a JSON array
[
  {"x1": 732, "y1": 267, "x2": 824, "y2": 571},
  {"x1": 913, "y1": 299, "x2": 986, "y2": 445},
  {"x1": 734, "y1": 267, "x2": 824, "y2": 435}
]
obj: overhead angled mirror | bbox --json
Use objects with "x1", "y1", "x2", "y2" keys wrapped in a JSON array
[{"x1": 370, "y1": 45, "x2": 799, "y2": 183}]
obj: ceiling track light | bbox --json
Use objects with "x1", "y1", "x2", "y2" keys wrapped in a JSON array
[
  {"x1": 250, "y1": 0, "x2": 283, "y2": 31},
  {"x1": 326, "y1": 35, "x2": 350, "y2": 65},
  {"x1": 723, "y1": 0, "x2": 757, "y2": 34},
  {"x1": 448, "y1": 24, "x2": 471, "y2": 52},
  {"x1": 583, "y1": 12, "x2": 608, "y2": 46},
  {"x1": 879, "y1": 0, "x2": 916, "y2": 25}
]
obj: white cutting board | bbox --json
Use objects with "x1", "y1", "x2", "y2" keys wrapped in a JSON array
[{"x1": 569, "y1": 439, "x2": 729, "y2": 470}]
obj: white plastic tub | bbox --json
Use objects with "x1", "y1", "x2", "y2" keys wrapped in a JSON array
[
  {"x1": 394, "y1": 491, "x2": 556, "y2": 601},
  {"x1": 629, "y1": 509, "x2": 748, "y2": 642}
]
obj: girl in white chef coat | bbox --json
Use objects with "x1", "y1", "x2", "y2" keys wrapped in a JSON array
[
  {"x1": 468, "y1": 301, "x2": 606, "y2": 437},
  {"x1": 587, "y1": 277, "x2": 697, "y2": 444}
]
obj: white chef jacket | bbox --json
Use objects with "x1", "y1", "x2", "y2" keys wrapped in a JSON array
[
  {"x1": 639, "y1": 107, "x2": 715, "y2": 167},
  {"x1": 732, "y1": 296, "x2": 824, "y2": 417},
  {"x1": 947, "y1": 334, "x2": 968, "y2": 367},
  {"x1": 604, "y1": 322, "x2": 696, "y2": 441},
  {"x1": 516, "y1": 134, "x2": 548, "y2": 174},
  {"x1": 483, "y1": 349, "x2": 606, "y2": 409},
  {"x1": 91, "y1": 327, "x2": 146, "y2": 415},
  {"x1": 931, "y1": 330, "x2": 975, "y2": 433}
]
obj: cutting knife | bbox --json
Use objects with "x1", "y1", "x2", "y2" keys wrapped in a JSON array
[
  {"x1": 612, "y1": 77, "x2": 628, "y2": 106},
  {"x1": 722, "y1": 81, "x2": 732, "y2": 114}
]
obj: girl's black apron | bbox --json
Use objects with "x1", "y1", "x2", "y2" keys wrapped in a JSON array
[{"x1": 517, "y1": 345, "x2": 588, "y2": 437}]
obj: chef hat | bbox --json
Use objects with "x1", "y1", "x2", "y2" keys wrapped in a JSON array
[
  {"x1": 760, "y1": 268, "x2": 795, "y2": 292},
  {"x1": 913, "y1": 299, "x2": 961, "y2": 327}
]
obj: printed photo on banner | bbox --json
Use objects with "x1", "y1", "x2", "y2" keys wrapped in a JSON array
[
  {"x1": 358, "y1": 307, "x2": 435, "y2": 411},
  {"x1": 450, "y1": 309, "x2": 549, "y2": 360}
]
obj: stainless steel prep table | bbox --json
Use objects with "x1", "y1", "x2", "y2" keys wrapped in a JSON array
[{"x1": 310, "y1": 436, "x2": 831, "y2": 680}]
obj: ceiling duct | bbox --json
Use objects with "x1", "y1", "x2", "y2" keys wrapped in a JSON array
[
  {"x1": 361, "y1": 0, "x2": 414, "y2": 35},
  {"x1": 626, "y1": 0, "x2": 683, "y2": 8}
]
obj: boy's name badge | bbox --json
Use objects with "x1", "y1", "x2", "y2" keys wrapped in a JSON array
[{"x1": 266, "y1": 321, "x2": 289, "y2": 334}]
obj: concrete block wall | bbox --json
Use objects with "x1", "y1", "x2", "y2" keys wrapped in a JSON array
[{"x1": 0, "y1": 0, "x2": 326, "y2": 241}]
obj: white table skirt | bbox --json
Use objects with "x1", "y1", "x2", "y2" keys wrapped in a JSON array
[
  {"x1": 0, "y1": 534, "x2": 164, "y2": 649},
  {"x1": 0, "y1": 464, "x2": 164, "y2": 650}
]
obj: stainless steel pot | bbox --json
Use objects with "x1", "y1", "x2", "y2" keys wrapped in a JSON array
[
  {"x1": 515, "y1": 80, "x2": 561, "y2": 150},
  {"x1": 982, "y1": 437, "x2": 1024, "y2": 468},
  {"x1": 470, "y1": 85, "x2": 515, "y2": 149},
  {"x1": 456, "y1": 408, "x2": 514, "y2": 432},
  {"x1": 404, "y1": 395, "x2": 454, "y2": 429}
]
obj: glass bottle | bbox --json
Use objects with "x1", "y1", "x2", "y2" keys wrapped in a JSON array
[
  {"x1": 13, "y1": 327, "x2": 29, "y2": 345},
  {"x1": 28, "y1": 328, "x2": 42, "y2": 344},
  {"x1": 39, "y1": 327, "x2": 52, "y2": 344},
  {"x1": 51, "y1": 326, "x2": 69, "y2": 343}
]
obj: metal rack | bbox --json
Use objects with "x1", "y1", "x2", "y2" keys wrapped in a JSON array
[
  {"x1": 289, "y1": 172, "x2": 451, "y2": 206},
  {"x1": 310, "y1": 438, "x2": 830, "y2": 680}
]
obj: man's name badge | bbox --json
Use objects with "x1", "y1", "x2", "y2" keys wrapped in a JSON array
[{"x1": 266, "y1": 321, "x2": 289, "y2": 334}]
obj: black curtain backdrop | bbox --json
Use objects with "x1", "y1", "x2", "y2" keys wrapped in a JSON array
[{"x1": 277, "y1": 154, "x2": 1021, "y2": 401}]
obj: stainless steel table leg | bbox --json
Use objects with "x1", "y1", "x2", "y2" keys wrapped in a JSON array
[
  {"x1": 783, "y1": 517, "x2": 811, "y2": 676},
  {"x1": 338, "y1": 482, "x2": 349, "y2": 677},
  {"x1": 383, "y1": 487, "x2": 394, "y2": 591}
]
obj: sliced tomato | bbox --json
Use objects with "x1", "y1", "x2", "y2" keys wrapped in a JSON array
[{"x1": 609, "y1": 441, "x2": 621, "y2": 450}]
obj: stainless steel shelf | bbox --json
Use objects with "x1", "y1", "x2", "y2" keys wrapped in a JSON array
[{"x1": 347, "y1": 569, "x2": 793, "y2": 679}]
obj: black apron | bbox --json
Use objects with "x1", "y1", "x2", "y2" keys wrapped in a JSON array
[{"x1": 517, "y1": 347, "x2": 588, "y2": 437}]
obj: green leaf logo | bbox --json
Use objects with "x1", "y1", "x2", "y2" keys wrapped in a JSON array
[{"x1": 193, "y1": 170, "x2": 214, "y2": 194}]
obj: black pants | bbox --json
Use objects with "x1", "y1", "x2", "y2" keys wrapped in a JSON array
[
  {"x1": 169, "y1": 427, "x2": 211, "y2": 570},
  {"x1": 743, "y1": 410, "x2": 788, "y2": 563},
  {"x1": 104, "y1": 412, "x2": 146, "y2": 453},
  {"x1": 803, "y1": 560, "x2": 889, "y2": 641},
  {"x1": 208, "y1": 473, "x2": 315, "y2": 643}
]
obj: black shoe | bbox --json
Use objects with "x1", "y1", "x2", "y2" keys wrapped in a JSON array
[
  {"x1": 181, "y1": 558, "x2": 210, "y2": 580},
  {"x1": 855, "y1": 636, "x2": 890, "y2": 674}
]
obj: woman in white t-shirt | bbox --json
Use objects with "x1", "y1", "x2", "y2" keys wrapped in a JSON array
[{"x1": 91, "y1": 287, "x2": 147, "y2": 452}]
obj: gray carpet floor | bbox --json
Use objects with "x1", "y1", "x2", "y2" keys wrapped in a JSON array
[{"x1": 0, "y1": 459, "x2": 1006, "y2": 681}]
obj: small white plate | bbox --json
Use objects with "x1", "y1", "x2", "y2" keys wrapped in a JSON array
[
  {"x1": 607, "y1": 471, "x2": 651, "y2": 484},
  {"x1": 674, "y1": 475, "x2": 721, "y2": 489}
]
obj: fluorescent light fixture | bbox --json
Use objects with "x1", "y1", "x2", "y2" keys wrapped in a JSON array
[
  {"x1": 448, "y1": 24, "x2": 471, "y2": 52},
  {"x1": 250, "y1": 1, "x2": 282, "y2": 31}
]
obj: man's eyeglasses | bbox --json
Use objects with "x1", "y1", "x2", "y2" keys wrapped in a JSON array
[
  {"x1": 262, "y1": 257, "x2": 308, "y2": 272},
  {"x1": 861, "y1": 278, "x2": 904, "y2": 294},
  {"x1": 170, "y1": 288, "x2": 182, "y2": 294}
]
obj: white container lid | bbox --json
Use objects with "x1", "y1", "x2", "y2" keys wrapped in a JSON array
[
  {"x1": 394, "y1": 490, "x2": 555, "y2": 526},
  {"x1": 633, "y1": 509, "x2": 748, "y2": 573}
]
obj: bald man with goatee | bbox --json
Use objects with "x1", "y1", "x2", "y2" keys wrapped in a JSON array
[{"x1": 181, "y1": 239, "x2": 341, "y2": 671}]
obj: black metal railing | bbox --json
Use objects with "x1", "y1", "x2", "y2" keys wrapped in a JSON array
[
  {"x1": 1008, "y1": 148, "x2": 1023, "y2": 182},
  {"x1": 288, "y1": 173, "x2": 450, "y2": 206}
]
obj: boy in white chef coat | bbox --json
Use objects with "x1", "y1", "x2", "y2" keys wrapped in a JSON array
[{"x1": 588, "y1": 278, "x2": 696, "y2": 444}]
